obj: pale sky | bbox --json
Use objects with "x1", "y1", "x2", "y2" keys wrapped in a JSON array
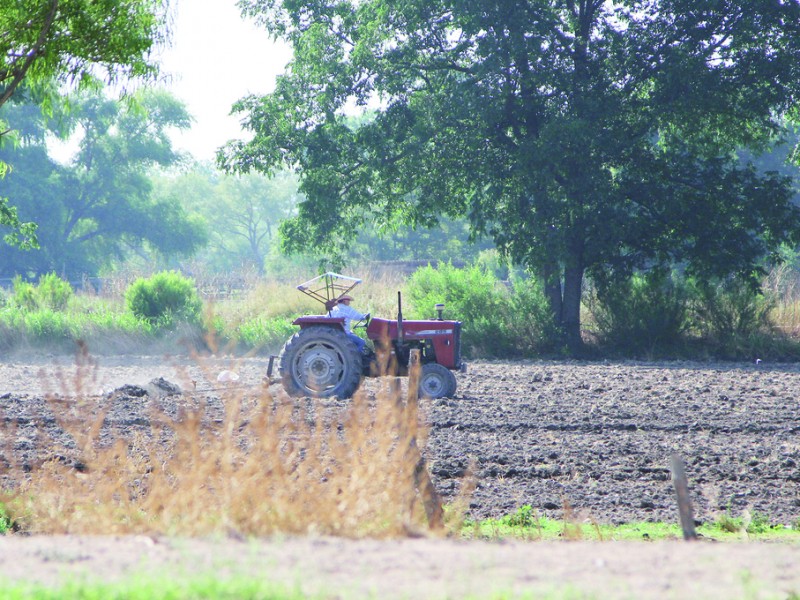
[{"x1": 157, "y1": 0, "x2": 292, "y2": 162}]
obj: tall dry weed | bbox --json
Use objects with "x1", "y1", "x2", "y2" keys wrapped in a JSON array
[
  {"x1": 1, "y1": 355, "x2": 445, "y2": 538},
  {"x1": 212, "y1": 270, "x2": 407, "y2": 322},
  {"x1": 355, "y1": 270, "x2": 409, "y2": 316},
  {"x1": 765, "y1": 263, "x2": 800, "y2": 336},
  {"x1": 214, "y1": 279, "x2": 320, "y2": 323}
]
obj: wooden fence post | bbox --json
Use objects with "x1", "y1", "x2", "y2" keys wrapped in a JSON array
[{"x1": 670, "y1": 454, "x2": 697, "y2": 541}]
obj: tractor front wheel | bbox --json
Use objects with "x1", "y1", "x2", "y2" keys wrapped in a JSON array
[
  {"x1": 418, "y1": 363, "x2": 457, "y2": 398},
  {"x1": 279, "y1": 327, "x2": 363, "y2": 398}
]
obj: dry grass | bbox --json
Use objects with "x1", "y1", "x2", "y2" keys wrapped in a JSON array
[
  {"x1": 213, "y1": 271, "x2": 408, "y2": 322},
  {"x1": 1, "y1": 352, "x2": 450, "y2": 538},
  {"x1": 356, "y1": 270, "x2": 409, "y2": 316},
  {"x1": 212, "y1": 279, "x2": 321, "y2": 324},
  {"x1": 760, "y1": 264, "x2": 800, "y2": 336}
]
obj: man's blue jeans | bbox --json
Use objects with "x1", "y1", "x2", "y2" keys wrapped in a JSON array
[{"x1": 347, "y1": 331, "x2": 366, "y2": 353}]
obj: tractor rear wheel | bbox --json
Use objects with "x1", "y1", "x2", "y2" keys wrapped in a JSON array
[
  {"x1": 418, "y1": 363, "x2": 457, "y2": 398},
  {"x1": 279, "y1": 327, "x2": 363, "y2": 398}
]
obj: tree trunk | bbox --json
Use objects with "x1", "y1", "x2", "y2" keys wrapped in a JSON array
[
  {"x1": 562, "y1": 265, "x2": 584, "y2": 354},
  {"x1": 539, "y1": 252, "x2": 585, "y2": 355},
  {"x1": 542, "y1": 260, "x2": 563, "y2": 328}
]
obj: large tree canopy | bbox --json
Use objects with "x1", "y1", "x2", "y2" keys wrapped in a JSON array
[
  {"x1": 0, "y1": 0, "x2": 167, "y2": 109},
  {"x1": 0, "y1": 89, "x2": 206, "y2": 277},
  {"x1": 223, "y1": 0, "x2": 800, "y2": 350},
  {"x1": 153, "y1": 167, "x2": 302, "y2": 274},
  {"x1": 0, "y1": 0, "x2": 169, "y2": 247}
]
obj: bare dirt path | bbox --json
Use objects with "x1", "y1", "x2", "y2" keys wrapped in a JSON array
[
  {"x1": 2, "y1": 355, "x2": 800, "y2": 598},
  {"x1": 2, "y1": 534, "x2": 800, "y2": 599}
]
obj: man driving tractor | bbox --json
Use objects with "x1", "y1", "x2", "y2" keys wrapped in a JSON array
[
  {"x1": 268, "y1": 272, "x2": 463, "y2": 399},
  {"x1": 329, "y1": 294, "x2": 368, "y2": 352}
]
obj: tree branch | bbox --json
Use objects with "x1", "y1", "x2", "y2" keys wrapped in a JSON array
[{"x1": 0, "y1": 0, "x2": 60, "y2": 108}]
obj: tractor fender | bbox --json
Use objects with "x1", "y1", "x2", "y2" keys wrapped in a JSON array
[{"x1": 292, "y1": 315, "x2": 346, "y2": 330}]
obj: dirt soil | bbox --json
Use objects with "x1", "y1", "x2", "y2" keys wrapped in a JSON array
[{"x1": 2, "y1": 354, "x2": 800, "y2": 598}]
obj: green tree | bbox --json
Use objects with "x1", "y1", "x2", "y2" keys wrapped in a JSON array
[
  {"x1": 154, "y1": 166, "x2": 300, "y2": 274},
  {"x1": 742, "y1": 124, "x2": 800, "y2": 200},
  {"x1": 351, "y1": 216, "x2": 494, "y2": 264},
  {"x1": 215, "y1": 171, "x2": 300, "y2": 273},
  {"x1": 223, "y1": 0, "x2": 800, "y2": 352},
  {"x1": 0, "y1": 0, "x2": 170, "y2": 245},
  {"x1": 0, "y1": 0, "x2": 167, "y2": 111},
  {"x1": 0, "y1": 89, "x2": 206, "y2": 277}
]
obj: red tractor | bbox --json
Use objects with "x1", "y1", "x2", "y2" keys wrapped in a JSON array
[{"x1": 267, "y1": 273, "x2": 465, "y2": 398}]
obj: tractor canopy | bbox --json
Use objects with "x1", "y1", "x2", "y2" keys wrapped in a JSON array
[{"x1": 297, "y1": 272, "x2": 362, "y2": 312}]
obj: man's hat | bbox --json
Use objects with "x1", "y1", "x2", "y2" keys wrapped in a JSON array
[{"x1": 338, "y1": 295, "x2": 354, "y2": 302}]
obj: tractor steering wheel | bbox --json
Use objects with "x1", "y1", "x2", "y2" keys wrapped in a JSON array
[{"x1": 354, "y1": 312, "x2": 371, "y2": 329}]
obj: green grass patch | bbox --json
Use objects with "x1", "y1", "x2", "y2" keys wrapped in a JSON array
[
  {"x1": 216, "y1": 315, "x2": 300, "y2": 353},
  {"x1": 0, "y1": 504, "x2": 14, "y2": 534},
  {"x1": 462, "y1": 505, "x2": 800, "y2": 542},
  {"x1": 0, "y1": 305, "x2": 158, "y2": 353},
  {"x1": 0, "y1": 574, "x2": 597, "y2": 600},
  {"x1": 0, "y1": 576, "x2": 309, "y2": 600}
]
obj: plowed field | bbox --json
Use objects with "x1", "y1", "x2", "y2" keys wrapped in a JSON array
[
  {"x1": 432, "y1": 360, "x2": 800, "y2": 526},
  {"x1": 2, "y1": 355, "x2": 799, "y2": 526},
  {"x1": 2, "y1": 355, "x2": 800, "y2": 598}
]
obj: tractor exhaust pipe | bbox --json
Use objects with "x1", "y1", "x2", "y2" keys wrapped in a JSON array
[{"x1": 397, "y1": 291, "x2": 404, "y2": 343}]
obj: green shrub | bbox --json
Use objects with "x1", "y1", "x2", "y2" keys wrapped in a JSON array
[
  {"x1": 501, "y1": 505, "x2": 538, "y2": 528},
  {"x1": 22, "y1": 309, "x2": 73, "y2": 340},
  {"x1": 406, "y1": 263, "x2": 560, "y2": 357},
  {"x1": 34, "y1": 272, "x2": 74, "y2": 311},
  {"x1": 11, "y1": 276, "x2": 37, "y2": 311},
  {"x1": 0, "y1": 503, "x2": 14, "y2": 533},
  {"x1": 233, "y1": 316, "x2": 298, "y2": 352},
  {"x1": 746, "y1": 511, "x2": 773, "y2": 534},
  {"x1": 589, "y1": 269, "x2": 689, "y2": 356},
  {"x1": 406, "y1": 262, "x2": 508, "y2": 356},
  {"x1": 503, "y1": 275, "x2": 562, "y2": 354},
  {"x1": 690, "y1": 278, "x2": 800, "y2": 360},
  {"x1": 690, "y1": 278, "x2": 775, "y2": 346},
  {"x1": 10, "y1": 273, "x2": 74, "y2": 312},
  {"x1": 714, "y1": 512, "x2": 743, "y2": 533},
  {"x1": 125, "y1": 271, "x2": 202, "y2": 326},
  {"x1": 713, "y1": 509, "x2": 773, "y2": 534},
  {"x1": 474, "y1": 248, "x2": 510, "y2": 280}
]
